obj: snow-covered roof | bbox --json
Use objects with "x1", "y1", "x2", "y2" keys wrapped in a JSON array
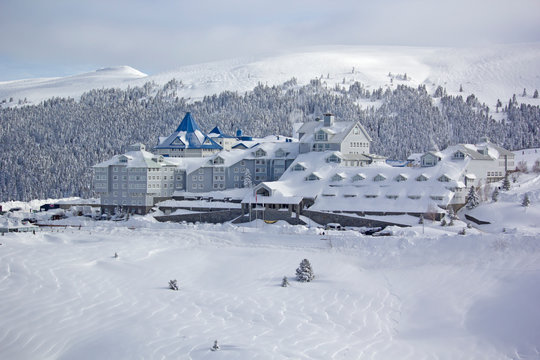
[
  {"x1": 297, "y1": 118, "x2": 371, "y2": 144},
  {"x1": 271, "y1": 150, "x2": 468, "y2": 212},
  {"x1": 93, "y1": 147, "x2": 178, "y2": 169}
]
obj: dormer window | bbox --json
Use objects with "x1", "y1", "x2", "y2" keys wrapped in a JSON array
[
  {"x1": 352, "y1": 174, "x2": 366, "y2": 182},
  {"x1": 453, "y1": 151, "x2": 465, "y2": 159},
  {"x1": 255, "y1": 149, "x2": 266, "y2": 157},
  {"x1": 331, "y1": 173, "x2": 345, "y2": 182},
  {"x1": 213, "y1": 157, "x2": 224, "y2": 165},
  {"x1": 438, "y1": 174, "x2": 451, "y2": 182},
  {"x1": 172, "y1": 137, "x2": 185, "y2": 146},
  {"x1": 305, "y1": 173, "x2": 321, "y2": 181},
  {"x1": 416, "y1": 174, "x2": 429, "y2": 182},
  {"x1": 292, "y1": 163, "x2": 306, "y2": 171},
  {"x1": 275, "y1": 149, "x2": 286, "y2": 158},
  {"x1": 395, "y1": 174, "x2": 408, "y2": 182},
  {"x1": 315, "y1": 130, "x2": 328, "y2": 141},
  {"x1": 326, "y1": 154, "x2": 341, "y2": 163},
  {"x1": 373, "y1": 174, "x2": 386, "y2": 182}
]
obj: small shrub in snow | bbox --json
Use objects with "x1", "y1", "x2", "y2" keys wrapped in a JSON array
[
  {"x1": 440, "y1": 218, "x2": 447, "y2": 226},
  {"x1": 459, "y1": 228, "x2": 466, "y2": 235},
  {"x1": 281, "y1": 276, "x2": 290, "y2": 287},
  {"x1": 418, "y1": 215, "x2": 424, "y2": 224},
  {"x1": 211, "y1": 340, "x2": 220, "y2": 351},
  {"x1": 169, "y1": 279, "x2": 179, "y2": 291},
  {"x1": 491, "y1": 188, "x2": 499, "y2": 202},
  {"x1": 296, "y1": 259, "x2": 315, "y2": 282},
  {"x1": 522, "y1": 193, "x2": 531, "y2": 207},
  {"x1": 448, "y1": 217, "x2": 455, "y2": 226},
  {"x1": 502, "y1": 174, "x2": 511, "y2": 191}
]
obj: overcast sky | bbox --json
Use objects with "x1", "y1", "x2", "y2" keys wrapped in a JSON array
[{"x1": 1, "y1": 0, "x2": 540, "y2": 81}]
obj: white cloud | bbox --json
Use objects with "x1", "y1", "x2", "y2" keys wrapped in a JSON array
[{"x1": 1, "y1": 0, "x2": 539, "y2": 80}]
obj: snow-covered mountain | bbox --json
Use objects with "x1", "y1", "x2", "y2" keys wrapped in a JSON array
[{"x1": 1, "y1": 44, "x2": 540, "y2": 109}]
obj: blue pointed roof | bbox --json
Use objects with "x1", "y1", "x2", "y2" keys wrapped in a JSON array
[
  {"x1": 154, "y1": 112, "x2": 222, "y2": 150},
  {"x1": 176, "y1": 112, "x2": 200, "y2": 132},
  {"x1": 209, "y1": 125, "x2": 234, "y2": 138}
]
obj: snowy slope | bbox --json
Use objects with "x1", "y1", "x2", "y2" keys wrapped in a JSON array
[
  {"x1": 1, "y1": 44, "x2": 539, "y2": 109},
  {"x1": 0, "y1": 219, "x2": 539, "y2": 359},
  {"x1": 0, "y1": 66, "x2": 147, "y2": 106}
]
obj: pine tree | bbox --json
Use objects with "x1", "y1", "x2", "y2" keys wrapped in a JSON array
[
  {"x1": 296, "y1": 259, "x2": 315, "y2": 282},
  {"x1": 243, "y1": 168, "x2": 252, "y2": 188},
  {"x1": 459, "y1": 84, "x2": 463, "y2": 92},
  {"x1": 281, "y1": 276, "x2": 290, "y2": 287},
  {"x1": 532, "y1": 159, "x2": 540, "y2": 173},
  {"x1": 466, "y1": 186, "x2": 480, "y2": 209},
  {"x1": 522, "y1": 193, "x2": 530, "y2": 207},
  {"x1": 534, "y1": 89, "x2": 539, "y2": 99},
  {"x1": 492, "y1": 188, "x2": 499, "y2": 202},
  {"x1": 522, "y1": 88, "x2": 527, "y2": 97},
  {"x1": 502, "y1": 173, "x2": 511, "y2": 191}
]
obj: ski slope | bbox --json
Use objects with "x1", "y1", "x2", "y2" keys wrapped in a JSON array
[{"x1": 1, "y1": 44, "x2": 539, "y2": 109}]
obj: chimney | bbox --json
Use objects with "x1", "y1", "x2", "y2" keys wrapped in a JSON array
[{"x1": 323, "y1": 113, "x2": 334, "y2": 127}]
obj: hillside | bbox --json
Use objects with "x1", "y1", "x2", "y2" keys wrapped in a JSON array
[{"x1": 1, "y1": 44, "x2": 540, "y2": 109}]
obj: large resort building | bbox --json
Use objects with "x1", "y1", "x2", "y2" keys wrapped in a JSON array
[{"x1": 92, "y1": 112, "x2": 516, "y2": 218}]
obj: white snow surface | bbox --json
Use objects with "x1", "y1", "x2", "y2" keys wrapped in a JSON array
[
  {"x1": 1, "y1": 44, "x2": 540, "y2": 109},
  {"x1": 1, "y1": 218, "x2": 539, "y2": 359},
  {"x1": 2, "y1": 170, "x2": 540, "y2": 359}
]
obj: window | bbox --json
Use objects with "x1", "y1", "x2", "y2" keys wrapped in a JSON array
[
  {"x1": 198, "y1": 175, "x2": 203, "y2": 181},
  {"x1": 199, "y1": 169, "x2": 204, "y2": 174},
  {"x1": 234, "y1": 167, "x2": 239, "y2": 173},
  {"x1": 192, "y1": 175, "x2": 197, "y2": 181},
  {"x1": 192, "y1": 184, "x2": 197, "y2": 189},
  {"x1": 315, "y1": 130, "x2": 327, "y2": 141}
]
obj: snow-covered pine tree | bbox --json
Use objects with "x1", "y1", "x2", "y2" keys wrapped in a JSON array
[
  {"x1": 466, "y1": 186, "x2": 480, "y2": 209},
  {"x1": 243, "y1": 168, "x2": 252, "y2": 188},
  {"x1": 522, "y1": 193, "x2": 531, "y2": 207},
  {"x1": 502, "y1": 173, "x2": 511, "y2": 191},
  {"x1": 281, "y1": 276, "x2": 290, "y2": 287},
  {"x1": 532, "y1": 159, "x2": 540, "y2": 173},
  {"x1": 534, "y1": 89, "x2": 539, "y2": 99},
  {"x1": 296, "y1": 259, "x2": 315, "y2": 282},
  {"x1": 492, "y1": 188, "x2": 499, "y2": 202}
]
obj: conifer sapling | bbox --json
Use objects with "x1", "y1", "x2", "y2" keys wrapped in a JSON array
[{"x1": 296, "y1": 259, "x2": 315, "y2": 282}]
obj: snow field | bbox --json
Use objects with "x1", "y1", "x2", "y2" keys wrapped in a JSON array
[{"x1": 1, "y1": 222, "x2": 539, "y2": 359}]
